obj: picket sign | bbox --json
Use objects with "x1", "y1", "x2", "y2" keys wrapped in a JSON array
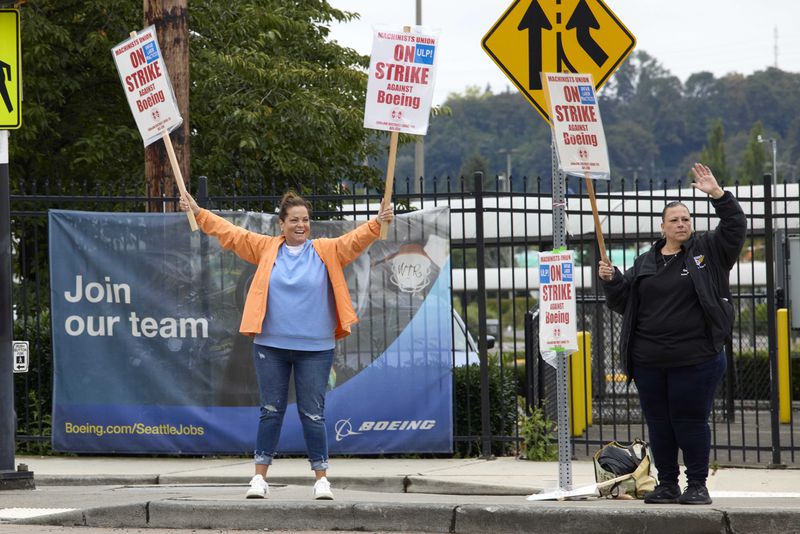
[
  {"x1": 541, "y1": 72, "x2": 611, "y2": 262},
  {"x1": 363, "y1": 24, "x2": 440, "y2": 239},
  {"x1": 538, "y1": 250, "x2": 578, "y2": 361},
  {"x1": 112, "y1": 27, "x2": 197, "y2": 231}
]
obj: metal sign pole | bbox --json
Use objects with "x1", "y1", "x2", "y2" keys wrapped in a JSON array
[
  {"x1": 551, "y1": 141, "x2": 572, "y2": 490},
  {"x1": 0, "y1": 130, "x2": 13, "y2": 473},
  {"x1": 0, "y1": 130, "x2": 34, "y2": 490}
]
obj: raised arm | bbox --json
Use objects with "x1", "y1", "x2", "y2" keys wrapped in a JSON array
[
  {"x1": 690, "y1": 163, "x2": 747, "y2": 269},
  {"x1": 180, "y1": 193, "x2": 270, "y2": 265},
  {"x1": 332, "y1": 200, "x2": 395, "y2": 266}
]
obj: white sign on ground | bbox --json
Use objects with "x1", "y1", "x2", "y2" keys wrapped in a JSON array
[
  {"x1": 538, "y1": 250, "x2": 578, "y2": 361},
  {"x1": 363, "y1": 26, "x2": 440, "y2": 135},
  {"x1": 111, "y1": 26, "x2": 182, "y2": 147},
  {"x1": 542, "y1": 72, "x2": 610, "y2": 179}
]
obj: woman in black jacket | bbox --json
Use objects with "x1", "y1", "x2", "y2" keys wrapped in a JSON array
[{"x1": 598, "y1": 163, "x2": 746, "y2": 505}]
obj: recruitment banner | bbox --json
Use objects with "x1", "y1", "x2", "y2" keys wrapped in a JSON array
[
  {"x1": 111, "y1": 26, "x2": 182, "y2": 146},
  {"x1": 49, "y1": 207, "x2": 453, "y2": 454},
  {"x1": 538, "y1": 250, "x2": 578, "y2": 362},
  {"x1": 542, "y1": 72, "x2": 610, "y2": 179},
  {"x1": 363, "y1": 25, "x2": 440, "y2": 135}
]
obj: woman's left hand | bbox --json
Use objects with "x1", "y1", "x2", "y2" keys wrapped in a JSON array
[{"x1": 690, "y1": 163, "x2": 725, "y2": 199}]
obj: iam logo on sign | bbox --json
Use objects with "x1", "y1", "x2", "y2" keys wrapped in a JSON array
[
  {"x1": 482, "y1": 0, "x2": 636, "y2": 124},
  {"x1": 389, "y1": 244, "x2": 433, "y2": 295}
]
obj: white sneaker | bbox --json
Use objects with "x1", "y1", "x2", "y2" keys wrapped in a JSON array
[
  {"x1": 313, "y1": 476, "x2": 334, "y2": 500},
  {"x1": 245, "y1": 474, "x2": 269, "y2": 499}
]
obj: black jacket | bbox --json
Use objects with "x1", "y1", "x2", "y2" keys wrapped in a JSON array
[{"x1": 602, "y1": 191, "x2": 746, "y2": 378}]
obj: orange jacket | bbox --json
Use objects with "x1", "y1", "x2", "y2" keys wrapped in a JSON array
[{"x1": 195, "y1": 209, "x2": 381, "y2": 339}]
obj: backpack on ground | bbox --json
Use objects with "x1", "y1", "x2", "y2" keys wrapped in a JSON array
[{"x1": 593, "y1": 439, "x2": 657, "y2": 499}]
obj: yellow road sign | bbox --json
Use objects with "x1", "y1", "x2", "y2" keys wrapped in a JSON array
[
  {"x1": 482, "y1": 0, "x2": 635, "y2": 124},
  {"x1": 0, "y1": 9, "x2": 21, "y2": 129}
]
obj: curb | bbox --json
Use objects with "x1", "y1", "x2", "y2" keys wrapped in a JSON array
[
  {"x1": 34, "y1": 474, "x2": 540, "y2": 496},
  {"x1": 14, "y1": 501, "x2": 800, "y2": 534}
]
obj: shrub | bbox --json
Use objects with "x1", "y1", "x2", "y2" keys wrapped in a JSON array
[
  {"x1": 732, "y1": 349, "x2": 800, "y2": 400},
  {"x1": 453, "y1": 360, "x2": 518, "y2": 457},
  {"x1": 518, "y1": 398, "x2": 557, "y2": 461},
  {"x1": 14, "y1": 308, "x2": 54, "y2": 455}
]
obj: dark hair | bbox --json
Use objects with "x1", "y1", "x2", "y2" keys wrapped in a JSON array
[
  {"x1": 278, "y1": 191, "x2": 312, "y2": 221},
  {"x1": 661, "y1": 201, "x2": 688, "y2": 221}
]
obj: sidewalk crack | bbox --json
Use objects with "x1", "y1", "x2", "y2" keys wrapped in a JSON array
[{"x1": 721, "y1": 510, "x2": 732, "y2": 534}]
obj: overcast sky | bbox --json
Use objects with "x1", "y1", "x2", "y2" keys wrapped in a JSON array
[{"x1": 327, "y1": 0, "x2": 800, "y2": 106}]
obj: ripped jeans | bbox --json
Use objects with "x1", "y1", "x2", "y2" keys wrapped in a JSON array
[{"x1": 252, "y1": 344, "x2": 334, "y2": 471}]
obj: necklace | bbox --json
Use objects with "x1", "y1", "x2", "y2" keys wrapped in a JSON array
[{"x1": 661, "y1": 251, "x2": 681, "y2": 267}]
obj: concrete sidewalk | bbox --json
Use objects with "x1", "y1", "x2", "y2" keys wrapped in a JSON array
[{"x1": 2, "y1": 456, "x2": 800, "y2": 533}]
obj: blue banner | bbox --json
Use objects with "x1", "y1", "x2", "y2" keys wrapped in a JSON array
[{"x1": 49, "y1": 208, "x2": 452, "y2": 454}]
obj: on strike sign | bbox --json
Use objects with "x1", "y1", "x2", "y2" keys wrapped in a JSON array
[
  {"x1": 363, "y1": 26, "x2": 440, "y2": 135},
  {"x1": 542, "y1": 72, "x2": 610, "y2": 180},
  {"x1": 112, "y1": 26, "x2": 182, "y2": 147},
  {"x1": 538, "y1": 251, "x2": 578, "y2": 356}
]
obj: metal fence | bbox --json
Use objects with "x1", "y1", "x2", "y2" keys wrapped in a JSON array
[{"x1": 10, "y1": 172, "x2": 800, "y2": 464}]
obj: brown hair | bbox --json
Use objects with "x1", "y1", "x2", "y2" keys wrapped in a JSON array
[
  {"x1": 278, "y1": 191, "x2": 312, "y2": 221},
  {"x1": 661, "y1": 201, "x2": 688, "y2": 221}
]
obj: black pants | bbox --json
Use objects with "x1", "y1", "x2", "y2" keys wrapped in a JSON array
[{"x1": 632, "y1": 351, "x2": 726, "y2": 485}]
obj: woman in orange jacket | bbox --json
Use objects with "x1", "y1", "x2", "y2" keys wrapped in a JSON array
[{"x1": 180, "y1": 191, "x2": 393, "y2": 500}]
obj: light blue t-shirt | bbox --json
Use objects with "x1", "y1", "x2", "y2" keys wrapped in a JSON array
[{"x1": 255, "y1": 240, "x2": 337, "y2": 350}]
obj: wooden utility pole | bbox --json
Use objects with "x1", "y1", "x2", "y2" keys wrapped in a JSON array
[{"x1": 144, "y1": 0, "x2": 189, "y2": 212}]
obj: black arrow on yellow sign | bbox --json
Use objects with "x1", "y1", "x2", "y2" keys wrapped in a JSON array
[
  {"x1": 518, "y1": 0, "x2": 551, "y2": 91},
  {"x1": 518, "y1": 0, "x2": 610, "y2": 90},
  {"x1": 566, "y1": 0, "x2": 608, "y2": 67}
]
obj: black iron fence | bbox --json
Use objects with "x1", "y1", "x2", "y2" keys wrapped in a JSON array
[{"x1": 10, "y1": 172, "x2": 800, "y2": 464}]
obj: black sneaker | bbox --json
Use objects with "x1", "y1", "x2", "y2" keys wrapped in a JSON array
[
  {"x1": 643, "y1": 483, "x2": 680, "y2": 504},
  {"x1": 678, "y1": 481, "x2": 712, "y2": 505}
]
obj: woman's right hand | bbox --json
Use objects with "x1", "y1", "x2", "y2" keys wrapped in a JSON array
[
  {"x1": 598, "y1": 259, "x2": 614, "y2": 281},
  {"x1": 179, "y1": 193, "x2": 200, "y2": 216}
]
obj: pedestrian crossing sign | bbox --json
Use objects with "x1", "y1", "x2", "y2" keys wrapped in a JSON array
[{"x1": 0, "y1": 9, "x2": 21, "y2": 129}]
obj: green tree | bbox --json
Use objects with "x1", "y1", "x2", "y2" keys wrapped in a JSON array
[
  {"x1": 737, "y1": 122, "x2": 766, "y2": 185},
  {"x1": 699, "y1": 119, "x2": 731, "y2": 184},
  {"x1": 459, "y1": 152, "x2": 489, "y2": 188},
  {"x1": 11, "y1": 1, "x2": 382, "y2": 199},
  {"x1": 604, "y1": 120, "x2": 659, "y2": 186},
  {"x1": 190, "y1": 1, "x2": 382, "y2": 194},
  {"x1": 11, "y1": 1, "x2": 142, "y2": 196}
]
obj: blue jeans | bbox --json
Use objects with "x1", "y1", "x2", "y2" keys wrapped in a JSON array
[
  {"x1": 632, "y1": 351, "x2": 726, "y2": 485},
  {"x1": 252, "y1": 344, "x2": 334, "y2": 471}
]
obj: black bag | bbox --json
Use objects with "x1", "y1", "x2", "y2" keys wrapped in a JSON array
[{"x1": 597, "y1": 442, "x2": 643, "y2": 476}]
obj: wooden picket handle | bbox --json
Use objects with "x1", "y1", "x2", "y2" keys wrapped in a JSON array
[
  {"x1": 378, "y1": 24, "x2": 413, "y2": 240},
  {"x1": 379, "y1": 131, "x2": 398, "y2": 240},
  {"x1": 584, "y1": 175, "x2": 608, "y2": 264},
  {"x1": 163, "y1": 130, "x2": 198, "y2": 231}
]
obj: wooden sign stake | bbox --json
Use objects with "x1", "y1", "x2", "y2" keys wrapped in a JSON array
[
  {"x1": 379, "y1": 131, "x2": 398, "y2": 240},
  {"x1": 584, "y1": 175, "x2": 608, "y2": 264},
  {"x1": 163, "y1": 130, "x2": 198, "y2": 231},
  {"x1": 378, "y1": 24, "x2": 413, "y2": 240}
]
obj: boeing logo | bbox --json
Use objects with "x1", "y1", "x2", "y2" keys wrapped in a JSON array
[
  {"x1": 335, "y1": 419, "x2": 437, "y2": 441},
  {"x1": 334, "y1": 419, "x2": 362, "y2": 442}
]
